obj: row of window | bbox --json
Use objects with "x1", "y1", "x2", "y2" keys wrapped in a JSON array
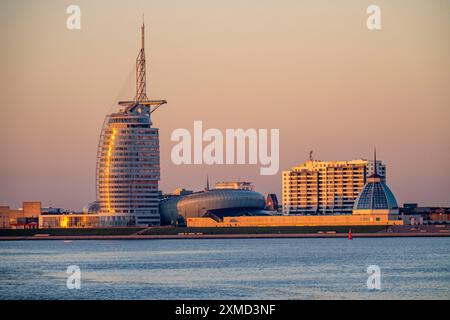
[
  {"x1": 98, "y1": 192, "x2": 158, "y2": 197},
  {"x1": 98, "y1": 163, "x2": 159, "y2": 168},
  {"x1": 98, "y1": 169, "x2": 160, "y2": 174},
  {"x1": 111, "y1": 140, "x2": 158, "y2": 145},
  {"x1": 99, "y1": 151, "x2": 159, "y2": 157},
  {"x1": 99, "y1": 194, "x2": 159, "y2": 198},
  {"x1": 97, "y1": 157, "x2": 159, "y2": 162},
  {"x1": 98, "y1": 174, "x2": 159, "y2": 179},
  {"x1": 109, "y1": 116, "x2": 149, "y2": 122},
  {"x1": 103, "y1": 130, "x2": 158, "y2": 135},
  {"x1": 98, "y1": 167, "x2": 159, "y2": 172},
  {"x1": 100, "y1": 135, "x2": 159, "y2": 142},
  {"x1": 100, "y1": 204, "x2": 158, "y2": 209},
  {"x1": 97, "y1": 183, "x2": 158, "y2": 188},
  {"x1": 100, "y1": 146, "x2": 158, "y2": 152}
]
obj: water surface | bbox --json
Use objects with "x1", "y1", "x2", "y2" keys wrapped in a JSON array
[{"x1": 0, "y1": 238, "x2": 449, "y2": 299}]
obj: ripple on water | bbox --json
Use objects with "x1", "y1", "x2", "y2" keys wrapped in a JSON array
[{"x1": 0, "y1": 238, "x2": 449, "y2": 300}]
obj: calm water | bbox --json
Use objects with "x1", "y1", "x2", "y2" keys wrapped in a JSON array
[{"x1": 0, "y1": 238, "x2": 449, "y2": 300}]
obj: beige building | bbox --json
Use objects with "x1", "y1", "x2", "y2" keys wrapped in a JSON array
[
  {"x1": 0, "y1": 202, "x2": 41, "y2": 229},
  {"x1": 282, "y1": 160, "x2": 386, "y2": 215},
  {"x1": 39, "y1": 214, "x2": 101, "y2": 229}
]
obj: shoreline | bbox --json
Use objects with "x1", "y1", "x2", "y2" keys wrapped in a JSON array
[{"x1": 1, "y1": 232, "x2": 450, "y2": 241}]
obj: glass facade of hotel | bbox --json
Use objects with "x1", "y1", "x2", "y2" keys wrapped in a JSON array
[
  {"x1": 282, "y1": 160, "x2": 386, "y2": 215},
  {"x1": 96, "y1": 108, "x2": 160, "y2": 226}
]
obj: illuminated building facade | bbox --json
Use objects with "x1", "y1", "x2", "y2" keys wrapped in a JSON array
[
  {"x1": 0, "y1": 202, "x2": 41, "y2": 229},
  {"x1": 187, "y1": 214, "x2": 403, "y2": 228},
  {"x1": 282, "y1": 159, "x2": 386, "y2": 215},
  {"x1": 265, "y1": 194, "x2": 279, "y2": 211},
  {"x1": 189, "y1": 152, "x2": 403, "y2": 227},
  {"x1": 96, "y1": 22, "x2": 166, "y2": 226},
  {"x1": 39, "y1": 214, "x2": 101, "y2": 229}
]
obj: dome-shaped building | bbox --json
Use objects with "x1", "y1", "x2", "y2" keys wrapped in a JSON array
[{"x1": 353, "y1": 150, "x2": 399, "y2": 215}]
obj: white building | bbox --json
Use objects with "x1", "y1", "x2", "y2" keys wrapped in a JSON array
[{"x1": 96, "y1": 22, "x2": 166, "y2": 226}]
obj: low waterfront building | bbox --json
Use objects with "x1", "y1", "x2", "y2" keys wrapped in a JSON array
[
  {"x1": 187, "y1": 214, "x2": 403, "y2": 227},
  {"x1": 399, "y1": 203, "x2": 450, "y2": 225},
  {"x1": 39, "y1": 214, "x2": 101, "y2": 229},
  {"x1": 39, "y1": 211, "x2": 136, "y2": 228},
  {"x1": 0, "y1": 202, "x2": 41, "y2": 229}
]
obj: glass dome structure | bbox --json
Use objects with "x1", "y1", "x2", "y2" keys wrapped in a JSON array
[
  {"x1": 353, "y1": 177, "x2": 398, "y2": 211},
  {"x1": 352, "y1": 149, "x2": 399, "y2": 214}
]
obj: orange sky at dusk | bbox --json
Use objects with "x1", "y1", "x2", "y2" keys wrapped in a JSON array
[{"x1": 0, "y1": 0, "x2": 449, "y2": 210}]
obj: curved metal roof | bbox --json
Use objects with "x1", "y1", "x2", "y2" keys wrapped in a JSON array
[{"x1": 159, "y1": 189, "x2": 266, "y2": 224}]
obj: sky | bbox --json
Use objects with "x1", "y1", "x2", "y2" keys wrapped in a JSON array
[{"x1": 0, "y1": 0, "x2": 449, "y2": 210}]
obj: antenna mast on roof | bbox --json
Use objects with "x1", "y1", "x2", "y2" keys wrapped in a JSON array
[
  {"x1": 119, "y1": 16, "x2": 167, "y2": 114},
  {"x1": 135, "y1": 16, "x2": 148, "y2": 102},
  {"x1": 371, "y1": 147, "x2": 380, "y2": 178}
]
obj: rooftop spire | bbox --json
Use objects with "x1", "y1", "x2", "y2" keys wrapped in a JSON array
[
  {"x1": 118, "y1": 18, "x2": 167, "y2": 113},
  {"x1": 374, "y1": 147, "x2": 377, "y2": 174},
  {"x1": 370, "y1": 147, "x2": 380, "y2": 178},
  {"x1": 135, "y1": 19, "x2": 148, "y2": 102}
]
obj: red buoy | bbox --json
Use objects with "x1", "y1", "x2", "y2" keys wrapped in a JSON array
[{"x1": 348, "y1": 228, "x2": 353, "y2": 240}]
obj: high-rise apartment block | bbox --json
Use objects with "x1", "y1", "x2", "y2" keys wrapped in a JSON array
[{"x1": 282, "y1": 159, "x2": 386, "y2": 215}]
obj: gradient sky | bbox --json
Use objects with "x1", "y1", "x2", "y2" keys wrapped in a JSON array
[{"x1": 0, "y1": 0, "x2": 449, "y2": 210}]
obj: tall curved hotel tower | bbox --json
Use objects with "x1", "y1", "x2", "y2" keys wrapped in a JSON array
[{"x1": 96, "y1": 23, "x2": 166, "y2": 227}]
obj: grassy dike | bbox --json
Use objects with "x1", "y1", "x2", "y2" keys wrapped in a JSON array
[
  {"x1": 140, "y1": 226, "x2": 387, "y2": 235},
  {"x1": 0, "y1": 226, "x2": 387, "y2": 237}
]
